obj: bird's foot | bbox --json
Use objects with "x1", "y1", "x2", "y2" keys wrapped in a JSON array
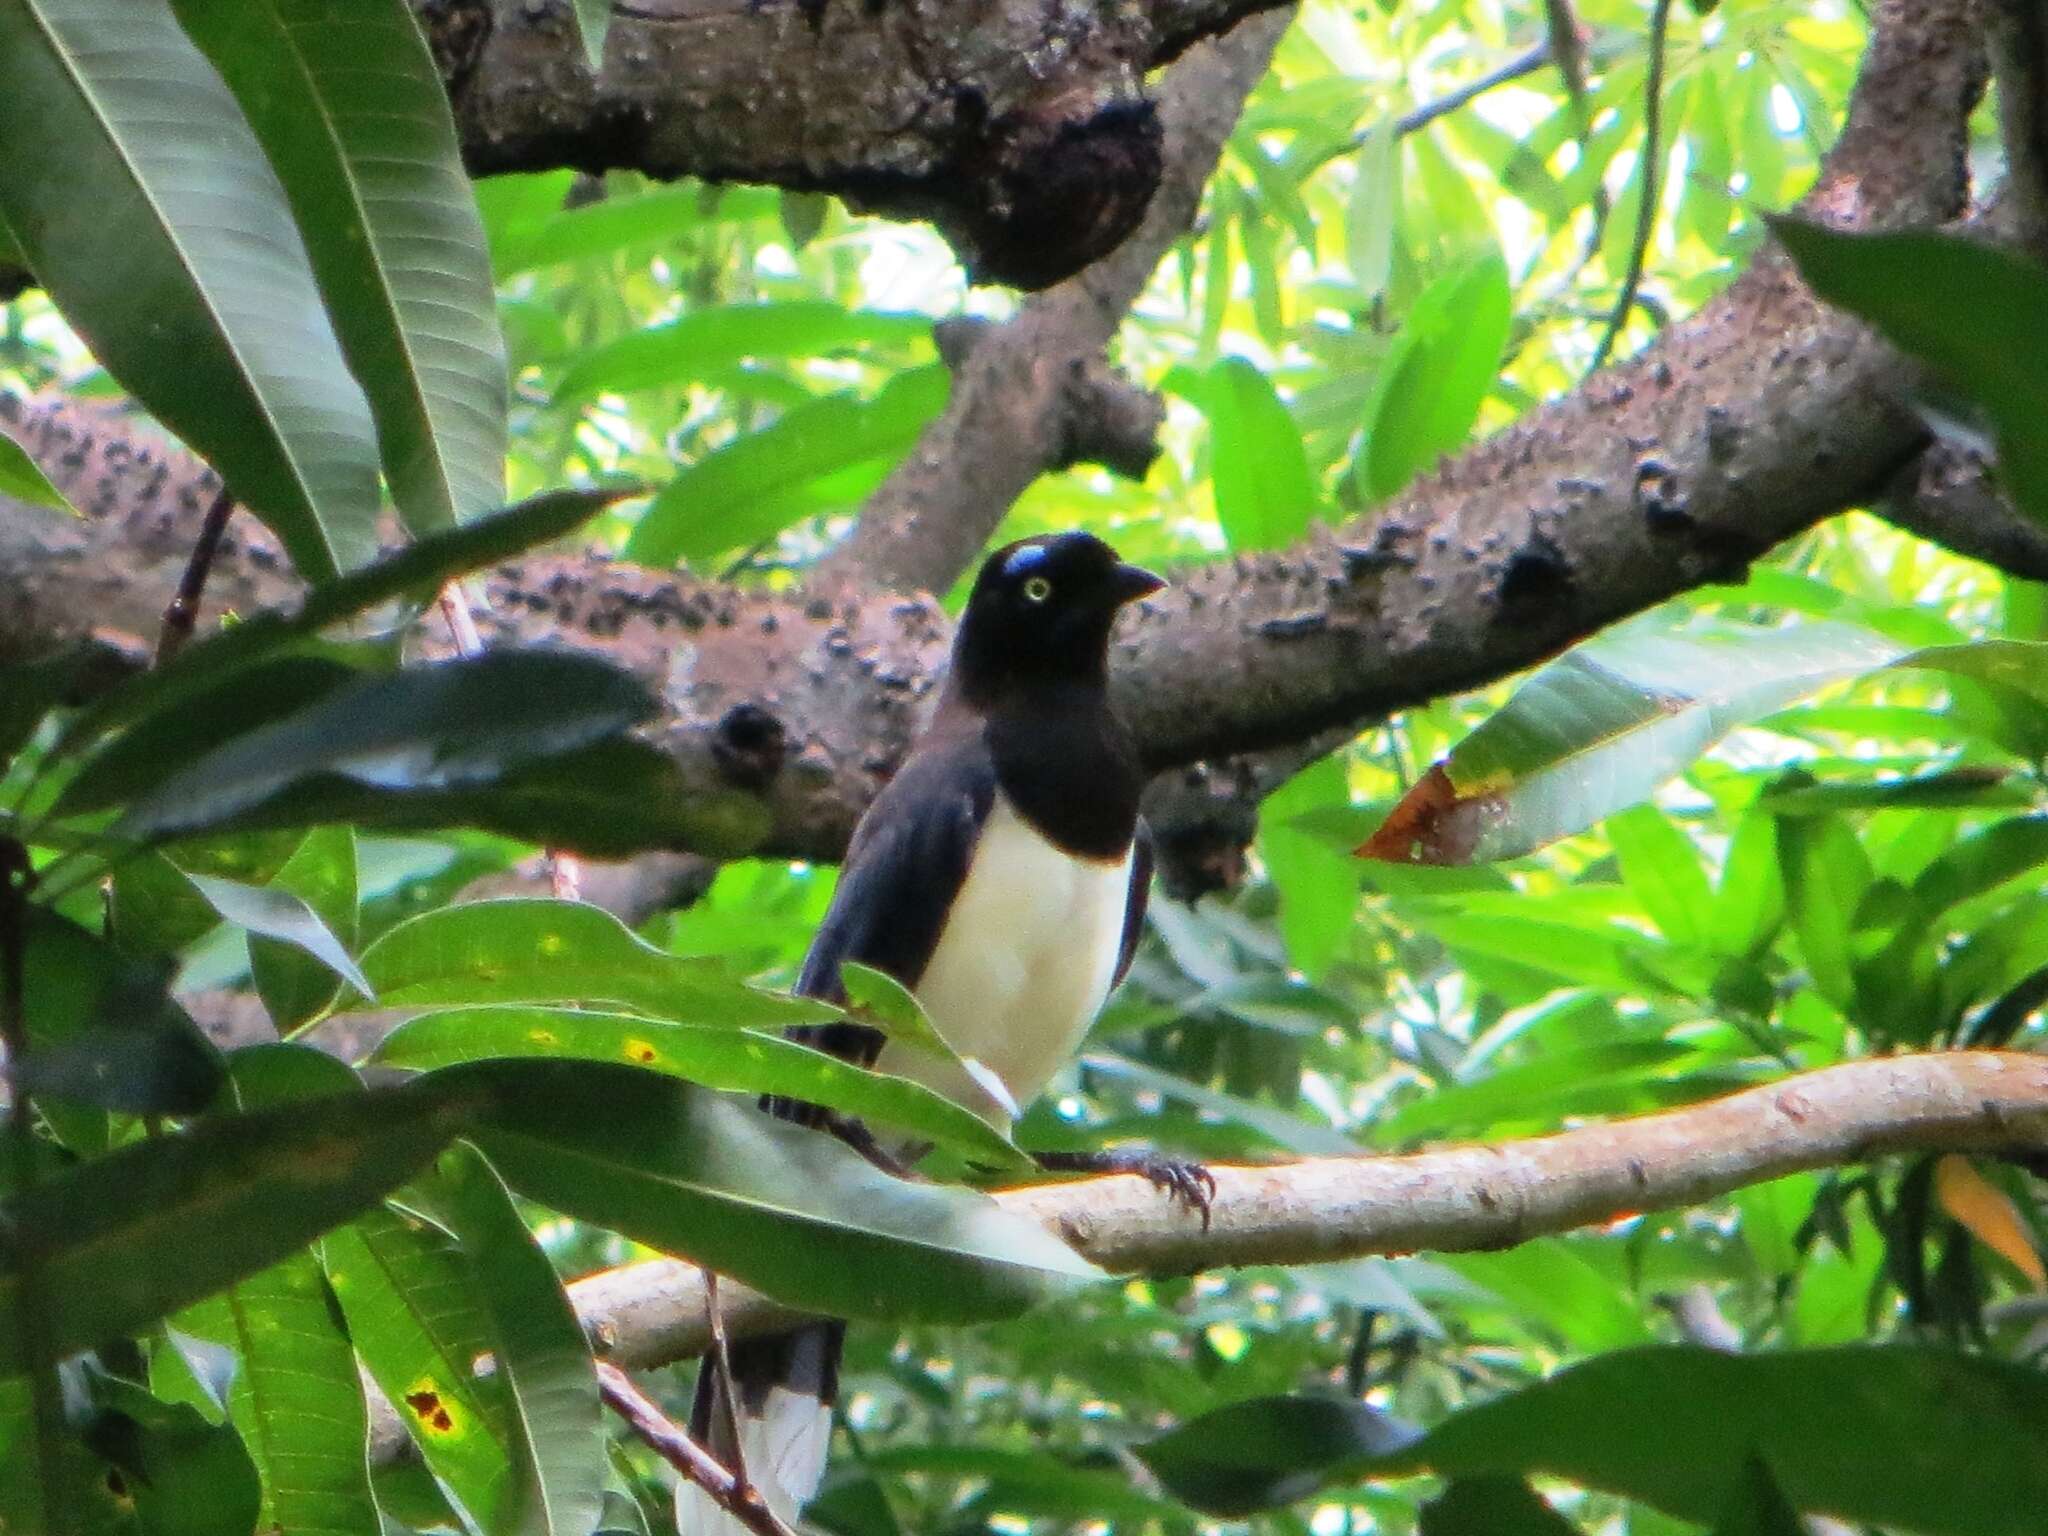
[
  {"x1": 1033, "y1": 1147, "x2": 1217, "y2": 1230},
  {"x1": 819, "y1": 1111, "x2": 921, "y2": 1180}
]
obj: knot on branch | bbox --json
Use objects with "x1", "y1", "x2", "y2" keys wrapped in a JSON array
[{"x1": 948, "y1": 93, "x2": 1163, "y2": 290}]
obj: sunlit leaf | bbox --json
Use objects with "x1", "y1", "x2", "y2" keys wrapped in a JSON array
[
  {"x1": 554, "y1": 303, "x2": 930, "y2": 403},
  {"x1": 1196, "y1": 356, "x2": 1318, "y2": 552},
  {"x1": 0, "y1": 422, "x2": 73, "y2": 514}
]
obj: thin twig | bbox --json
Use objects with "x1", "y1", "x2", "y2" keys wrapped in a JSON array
[
  {"x1": 1390, "y1": 41, "x2": 1552, "y2": 139},
  {"x1": 154, "y1": 485, "x2": 235, "y2": 665},
  {"x1": 596, "y1": 1362, "x2": 798, "y2": 1536},
  {"x1": 1, "y1": 839, "x2": 66, "y2": 1534},
  {"x1": 702, "y1": 1269, "x2": 749, "y2": 1490},
  {"x1": 437, "y1": 579, "x2": 585, "y2": 899},
  {"x1": 1587, "y1": 0, "x2": 1675, "y2": 376}
]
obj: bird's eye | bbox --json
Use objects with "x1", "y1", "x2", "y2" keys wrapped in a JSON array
[{"x1": 1022, "y1": 576, "x2": 1053, "y2": 603}]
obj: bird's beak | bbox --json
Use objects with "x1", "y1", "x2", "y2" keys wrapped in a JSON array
[{"x1": 1113, "y1": 562, "x2": 1166, "y2": 603}]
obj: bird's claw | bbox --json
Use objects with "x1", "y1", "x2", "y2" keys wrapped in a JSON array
[{"x1": 1033, "y1": 1148, "x2": 1217, "y2": 1230}]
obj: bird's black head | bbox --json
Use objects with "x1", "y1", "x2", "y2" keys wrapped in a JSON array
[{"x1": 950, "y1": 532, "x2": 1163, "y2": 704}]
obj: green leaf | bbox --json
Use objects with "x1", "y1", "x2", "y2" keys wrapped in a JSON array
[
  {"x1": 0, "y1": 421, "x2": 74, "y2": 513},
  {"x1": 9, "y1": 905, "x2": 223, "y2": 1117},
  {"x1": 1141, "y1": 1344, "x2": 2048, "y2": 1531},
  {"x1": 373, "y1": 1005, "x2": 1030, "y2": 1170},
  {"x1": 171, "y1": 1252, "x2": 377, "y2": 1536},
  {"x1": 626, "y1": 364, "x2": 949, "y2": 567},
  {"x1": 1770, "y1": 220, "x2": 2048, "y2": 524},
  {"x1": 444, "y1": 1059, "x2": 1101, "y2": 1323},
  {"x1": 1444, "y1": 1241, "x2": 1653, "y2": 1353},
  {"x1": 1357, "y1": 248, "x2": 1510, "y2": 502},
  {"x1": 55, "y1": 484, "x2": 631, "y2": 762},
  {"x1": 0, "y1": 646, "x2": 100, "y2": 769},
  {"x1": 1197, "y1": 356, "x2": 1317, "y2": 551},
  {"x1": 1347, "y1": 119, "x2": 1399, "y2": 296},
  {"x1": 353, "y1": 898, "x2": 827, "y2": 1028},
  {"x1": 169, "y1": 0, "x2": 508, "y2": 536},
  {"x1": 1361, "y1": 616, "x2": 1906, "y2": 865},
  {"x1": 0, "y1": 1072, "x2": 474, "y2": 1370},
  {"x1": 1606, "y1": 803, "x2": 1713, "y2": 947},
  {"x1": 838, "y1": 961, "x2": 1022, "y2": 1124},
  {"x1": 1713, "y1": 1457, "x2": 1806, "y2": 1536},
  {"x1": 1420, "y1": 1477, "x2": 1577, "y2": 1536},
  {"x1": 247, "y1": 827, "x2": 359, "y2": 1032},
  {"x1": 415, "y1": 1143, "x2": 606, "y2": 1536},
  {"x1": 0, "y1": 0, "x2": 381, "y2": 579},
  {"x1": 324, "y1": 1206, "x2": 523, "y2": 1530},
  {"x1": 554, "y1": 303, "x2": 930, "y2": 403},
  {"x1": 1373, "y1": 1041, "x2": 1710, "y2": 1145},
  {"x1": 187, "y1": 866, "x2": 366, "y2": 1001},
  {"x1": 112, "y1": 650, "x2": 660, "y2": 846},
  {"x1": 489, "y1": 183, "x2": 779, "y2": 279},
  {"x1": 77, "y1": 1371, "x2": 264, "y2": 1536},
  {"x1": 570, "y1": 0, "x2": 611, "y2": 71},
  {"x1": 1711, "y1": 806, "x2": 1786, "y2": 960},
  {"x1": 1260, "y1": 756, "x2": 1358, "y2": 978},
  {"x1": 1774, "y1": 810, "x2": 1871, "y2": 1013}
]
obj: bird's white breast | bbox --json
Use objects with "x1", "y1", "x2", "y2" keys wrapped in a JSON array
[{"x1": 873, "y1": 794, "x2": 1133, "y2": 1129}]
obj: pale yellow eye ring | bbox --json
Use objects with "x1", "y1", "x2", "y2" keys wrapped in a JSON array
[{"x1": 1022, "y1": 576, "x2": 1053, "y2": 603}]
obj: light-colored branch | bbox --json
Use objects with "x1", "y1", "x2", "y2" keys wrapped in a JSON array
[
  {"x1": 367, "y1": 1051, "x2": 2048, "y2": 1466},
  {"x1": 569, "y1": 1052, "x2": 2048, "y2": 1368}
]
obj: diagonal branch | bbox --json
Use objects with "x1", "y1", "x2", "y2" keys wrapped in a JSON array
[{"x1": 363, "y1": 1050, "x2": 2048, "y2": 1464}]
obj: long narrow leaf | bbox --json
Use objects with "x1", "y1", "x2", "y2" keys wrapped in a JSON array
[
  {"x1": 171, "y1": 0, "x2": 508, "y2": 534},
  {"x1": 0, "y1": 0, "x2": 381, "y2": 578}
]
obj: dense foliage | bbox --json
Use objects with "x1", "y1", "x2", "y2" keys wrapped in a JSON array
[{"x1": 3, "y1": 0, "x2": 2048, "y2": 1533}]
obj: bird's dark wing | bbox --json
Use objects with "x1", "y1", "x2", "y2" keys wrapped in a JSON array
[
  {"x1": 784, "y1": 733, "x2": 998, "y2": 1069},
  {"x1": 1112, "y1": 818, "x2": 1153, "y2": 990}
]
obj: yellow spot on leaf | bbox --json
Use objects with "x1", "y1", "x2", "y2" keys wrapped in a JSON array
[
  {"x1": 538, "y1": 931, "x2": 565, "y2": 957},
  {"x1": 404, "y1": 1381, "x2": 461, "y2": 1436},
  {"x1": 623, "y1": 1039, "x2": 659, "y2": 1065},
  {"x1": 1935, "y1": 1153, "x2": 2046, "y2": 1287},
  {"x1": 528, "y1": 1029, "x2": 558, "y2": 1047}
]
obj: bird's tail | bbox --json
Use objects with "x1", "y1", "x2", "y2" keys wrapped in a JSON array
[{"x1": 676, "y1": 1321, "x2": 843, "y2": 1534}]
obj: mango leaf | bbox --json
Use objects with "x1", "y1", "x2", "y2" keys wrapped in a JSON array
[
  {"x1": 1605, "y1": 803, "x2": 1713, "y2": 948},
  {"x1": 1771, "y1": 220, "x2": 2048, "y2": 525},
  {"x1": 626, "y1": 364, "x2": 949, "y2": 567},
  {"x1": 1261, "y1": 756, "x2": 1358, "y2": 978},
  {"x1": 554, "y1": 303, "x2": 930, "y2": 402},
  {"x1": 413, "y1": 1144, "x2": 606, "y2": 1536},
  {"x1": 1195, "y1": 356, "x2": 1317, "y2": 551},
  {"x1": 247, "y1": 827, "x2": 359, "y2": 1032},
  {"x1": 1138, "y1": 1344, "x2": 2048, "y2": 1532},
  {"x1": 0, "y1": 422, "x2": 73, "y2": 513},
  {"x1": 1356, "y1": 248, "x2": 1510, "y2": 502},
  {"x1": 0, "y1": 1072, "x2": 476, "y2": 1370},
  {"x1": 9, "y1": 904, "x2": 223, "y2": 1117},
  {"x1": 0, "y1": 646, "x2": 102, "y2": 778},
  {"x1": 171, "y1": 1254, "x2": 377, "y2": 1536},
  {"x1": 1359, "y1": 617, "x2": 1907, "y2": 865},
  {"x1": 187, "y1": 867, "x2": 369, "y2": 1001},
  {"x1": 353, "y1": 898, "x2": 827, "y2": 1029},
  {"x1": 1420, "y1": 1477, "x2": 1577, "y2": 1535},
  {"x1": 1713, "y1": 1457, "x2": 1806, "y2": 1536},
  {"x1": 76, "y1": 1371, "x2": 264, "y2": 1536},
  {"x1": 1774, "y1": 809, "x2": 1870, "y2": 1014},
  {"x1": 170, "y1": 0, "x2": 506, "y2": 536},
  {"x1": 1346, "y1": 118, "x2": 1399, "y2": 296},
  {"x1": 0, "y1": 0, "x2": 381, "y2": 579},
  {"x1": 839, "y1": 961, "x2": 1021, "y2": 1124},
  {"x1": 442, "y1": 1059, "x2": 1101, "y2": 1323},
  {"x1": 53, "y1": 483, "x2": 632, "y2": 762},
  {"x1": 489, "y1": 183, "x2": 779, "y2": 280},
  {"x1": 112, "y1": 650, "x2": 660, "y2": 846},
  {"x1": 324, "y1": 1205, "x2": 523, "y2": 1530},
  {"x1": 373, "y1": 1004, "x2": 1030, "y2": 1170}
]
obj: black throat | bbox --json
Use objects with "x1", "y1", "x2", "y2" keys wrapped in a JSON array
[{"x1": 979, "y1": 680, "x2": 1144, "y2": 862}]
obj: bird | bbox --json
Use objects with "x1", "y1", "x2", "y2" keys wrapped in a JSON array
[{"x1": 678, "y1": 530, "x2": 1212, "y2": 1534}]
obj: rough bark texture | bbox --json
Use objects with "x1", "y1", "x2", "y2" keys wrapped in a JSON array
[
  {"x1": 0, "y1": 0, "x2": 2016, "y2": 879},
  {"x1": 365, "y1": 1050, "x2": 2048, "y2": 1462},
  {"x1": 428, "y1": 0, "x2": 1290, "y2": 289}
]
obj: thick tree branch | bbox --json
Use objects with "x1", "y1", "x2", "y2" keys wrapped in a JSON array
[
  {"x1": 1987, "y1": 0, "x2": 2048, "y2": 249},
  {"x1": 811, "y1": 10, "x2": 1290, "y2": 595},
  {"x1": 0, "y1": 0, "x2": 1997, "y2": 872},
  {"x1": 363, "y1": 1050, "x2": 2048, "y2": 1464}
]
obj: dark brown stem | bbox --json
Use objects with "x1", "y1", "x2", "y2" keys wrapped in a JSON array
[
  {"x1": 1587, "y1": 0, "x2": 1675, "y2": 376},
  {"x1": 0, "y1": 838, "x2": 65, "y2": 1534},
  {"x1": 595, "y1": 1361, "x2": 798, "y2": 1536},
  {"x1": 154, "y1": 485, "x2": 235, "y2": 666}
]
